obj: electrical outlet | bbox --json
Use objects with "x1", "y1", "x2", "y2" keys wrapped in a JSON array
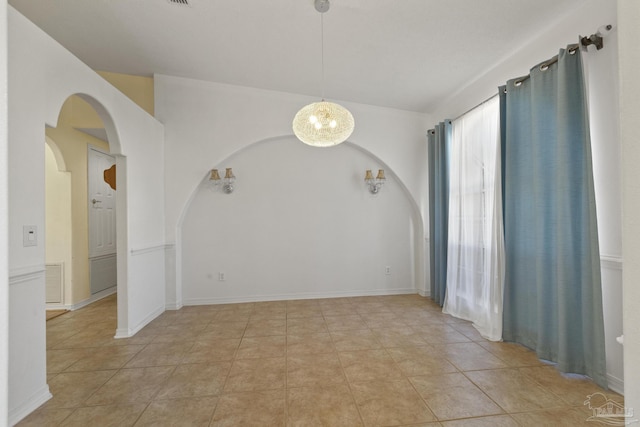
[
  {"x1": 385, "y1": 266, "x2": 391, "y2": 275},
  {"x1": 218, "y1": 272, "x2": 225, "y2": 281}
]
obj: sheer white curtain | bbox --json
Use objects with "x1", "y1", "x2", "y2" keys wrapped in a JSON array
[{"x1": 443, "y1": 96, "x2": 505, "y2": 341}]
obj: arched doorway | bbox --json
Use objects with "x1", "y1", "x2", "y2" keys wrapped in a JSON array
[{"x1": 44, "y1": 94, "x2": 125, "y2": 332}]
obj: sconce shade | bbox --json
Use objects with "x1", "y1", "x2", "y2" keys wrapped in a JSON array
[
  {"x1": 224, "y1": 168, "x2": 235, "y2": 180},
  {"x1": 293, "y1": 101, "x2": 355, "y2": 147},
  {"x1": 210, "y1": 169, "x2": 221, "y2": 181},
  {"x1": 365, "y1": 168, "x2": 385, "y2": 194}
]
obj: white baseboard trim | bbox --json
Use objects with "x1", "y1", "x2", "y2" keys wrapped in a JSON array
[
  {"x1": 183, "y1": 288, "x2": 418, "y2": 306},
  {"x1": 165, "y1": 301, "x2": 183, "y2": 310},
  {"x1": 417, "y1": 289, "x2": 430, "y2": 297},
  {"x1": 46, "y1": 286, "x2": 117, "y2": 311},
  {"x1": 114, "y1": 305, "x2": 164, "y2": 339},
  {"x1": 9, "y1": 384, "x2": 52, "y2": 426},
  {"x1": 607, "y1": 373, "x2": 624, "y2": 395}
]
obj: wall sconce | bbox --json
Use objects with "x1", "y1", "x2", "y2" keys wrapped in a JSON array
[
  {"x1": 365, "y1": 169, "x2": 385, "y2": 194},
  {"x1": 209, "y1": 168, "x2": 235, "y2": 194}
]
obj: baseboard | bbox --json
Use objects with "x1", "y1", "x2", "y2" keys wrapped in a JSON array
[
  {"x1": 47, "y1": 286, "x2": 117, "y2": 311},
  {"x1": 8, "y1": 384, "x2": 52, "y2": 426},
  {"x1": 607, "y1": 373, "x2": 624, "y2": 395},
  {"x1": 165, "y1": 301, "x2": 183, "y2": 310},
  {"x1": 183, "y1": 288, "x2": 418, "y2": 306},
  {"x1": 114, "y1": 305, "x2": 164, "y2": 339},
  {"x1": 417, "y1": 289, "x2": 430, "y2": 297}
]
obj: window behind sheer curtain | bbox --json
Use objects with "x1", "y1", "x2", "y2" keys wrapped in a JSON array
[{"x1": 443, "y1": 96, "x2": 505, "y2": 341}]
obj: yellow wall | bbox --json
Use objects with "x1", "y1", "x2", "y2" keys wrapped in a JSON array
[
  {"x1": 45, "y1": 142, "x2": 73, "y2": 303},
  {"x1": 46, "y1": 96, "x2": 109, "y2": 304},
  {"x1": 97, "y1": 71, "x2": 154, "y2": 116}
]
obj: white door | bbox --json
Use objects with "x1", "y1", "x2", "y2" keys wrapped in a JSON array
[{"x1": 88, "y1": 147, "x2": 117, "y2": 294}]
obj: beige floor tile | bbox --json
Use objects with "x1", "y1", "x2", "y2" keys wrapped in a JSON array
[
  {"x1": 236, "y1": 335, "x2": 286, "y2": 359},
  {"x1": 43, "y1": 370, "x2": 117, "y2": 409},
  {"x1": 29, "y1": 293, "x2": 612, "y2": 427},
  {"x1": 414, "y1": 324, "x2": 472, "y2": 344},
  {"x1": 440, "y1": 415, "x2": 519, "y2": 426},
  {"x1": 448, "y1": 323, "x2": 488, "y2": 341},
  {"x1": 432, "y1": 342, "x2": 507, "y2": 371},
  {"x1": 60, "y1": 403, "x2": 147, "y2": 427},
  {"x1": 85, "y1": 366, "x2": 175, "y2": 405},
  {"x1": 465, "y1": 368, "x2": 566, "y2": 413},
  {"x1": 135, "y1": 396, "x2": 218, "y2": 426},
  {"x1": 287, "y1": 385, "x2": 363, "y2": 427},
  {"x1": 15, "y1": 408, "x2": 73, "y2": 426},
  {"x1": 287, "y1": 332, "x2": 336, "y2": 355},
  {"x1": 46, "y1": 329, "x2": 82, "y2": 349},
  {"x1": 125, "y1": 342, "x2": 193, "y2": 367},
  {"x1": 371, "y1": 327, "x2": 428, "y2": 348},
  {"x1": 409, "y1": 373, "x2": 503, "y2": 420},
  {"x1": 286, "y1": 317, "x2": 328, "y2": 335},
  {"x1": 350, "y1": 379, "x2": 436, "y2": 426},
  {"x1": 338, "y1": 349, "x2": 404, "y2": 382},
  {"x1": 172, "y1": 311, "x2": 218, "y2": 325},
  {"x1": 244, "y1": 319, "x2": 286, "y2": 337},
  {"x1": 518, "y1": 365, "x2": 620, "y2": 406},
  {"x1": 224, "y1": 357, "x2": 285, "y2": 392},
  {"x1": 51, "y1": 330, "x2": 116, "y2": 349},
  {"x1": 249, "y1": 308, "x2": 286, "y2": 321},
  {"x1": 47, "y1": 348, "x2": 93, "y2": 373},
  {"x1": 181, "y1": 338, "x2": 239, "y2": 364},
  {"x1": 287, "y1": 352, "x2": 347, "y2": 388},
  {"x1": 386, "y1": 346, "x2": 458, "y2": 376},
  {"x1": 155, "y1": 361, "x2": 231, "y2": 399},
  {"x1": 151, "y1": 323, "x2": 208, "y2": 343},
  {"x1": 511, "y1": 407, "x2": 594, "y2": 426},
  {"x1": 286, "y1": 307, "x2": 324, "y2": 318},
  {"x1": 65, "y1": 345, "x2": 145, "y2": 371},
  {"x1": 324, "y1": 314, "x2": 368, "y2": 331},
  {"x1": 353, "y1": 303, "x2": 392, "y2": 315},
  {"x1": 477, "y1": 341, "x2": 545, "y2": 368},
  {"x1": 211, "y1": 390, "x2": 285, "y2": 426},
  {"x1": 198, "y1": 321, "x2": 248, "y2": 340},
  {"x1": 103, "y1": 329, "x2": 157, "y2": 347},
  {"x1": 320, "y1": 305, "x2": 357, "y2": 317},
  {"x1": 330, "y1": 329, "x2": 382, "y2": 351}
]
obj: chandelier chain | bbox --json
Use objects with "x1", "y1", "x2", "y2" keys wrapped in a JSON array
[{"x1": 321, "y1": 12, "x2": 325, "y2": 100}]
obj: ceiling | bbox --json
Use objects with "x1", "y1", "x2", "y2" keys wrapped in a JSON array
[{"x1": 9, "y1": 0, "x2": 583, "y2": 113}]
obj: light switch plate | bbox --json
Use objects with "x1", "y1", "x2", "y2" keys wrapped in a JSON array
[{"x1": 23, "y1": 225, "x2": 37, "y2": 247}]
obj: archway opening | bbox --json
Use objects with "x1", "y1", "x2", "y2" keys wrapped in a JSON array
[{"x1": 44, "y1": 94, "x2": 127, "y2": 340}]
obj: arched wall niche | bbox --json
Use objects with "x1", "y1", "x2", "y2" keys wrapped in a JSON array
[{"x1": 176, "y1": 135, "x2": 425, "y2": 305}]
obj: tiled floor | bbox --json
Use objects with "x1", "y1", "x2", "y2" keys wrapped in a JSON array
[{"x1": 20, "y1": 293, "x2": 621, "y2": 426}]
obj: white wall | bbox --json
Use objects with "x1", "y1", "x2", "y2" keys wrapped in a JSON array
[
  {"x1": 7, "y1": 7, "x2": 166, "y2": 424},
  {"x1": 182, "y1": 137, "x2": 419, "y2": 303},
  {"x1": 0, "y1": 0, "x2": 8, "y2": 424},
  {"x1": 430, "y1": 0, "x2": 624, "y2": 392},
  {"x1": 618, "y1": 0, "x2": 640, "y2": 415},
  {"x1": 155, "y1": 75, "x2": 431, "y2": 308}
]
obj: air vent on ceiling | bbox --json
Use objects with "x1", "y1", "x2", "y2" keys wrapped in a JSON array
[{"x1": 167, "y1": 0, "x2": 191, "y2": 7}]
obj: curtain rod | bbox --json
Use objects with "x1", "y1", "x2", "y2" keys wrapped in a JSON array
[
  {"x1": 428, "y1": 24, "x2": 613, "y2": 134},
  {"x1": 512, "y1": 24, "x2": 612, "y2": 86}
]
